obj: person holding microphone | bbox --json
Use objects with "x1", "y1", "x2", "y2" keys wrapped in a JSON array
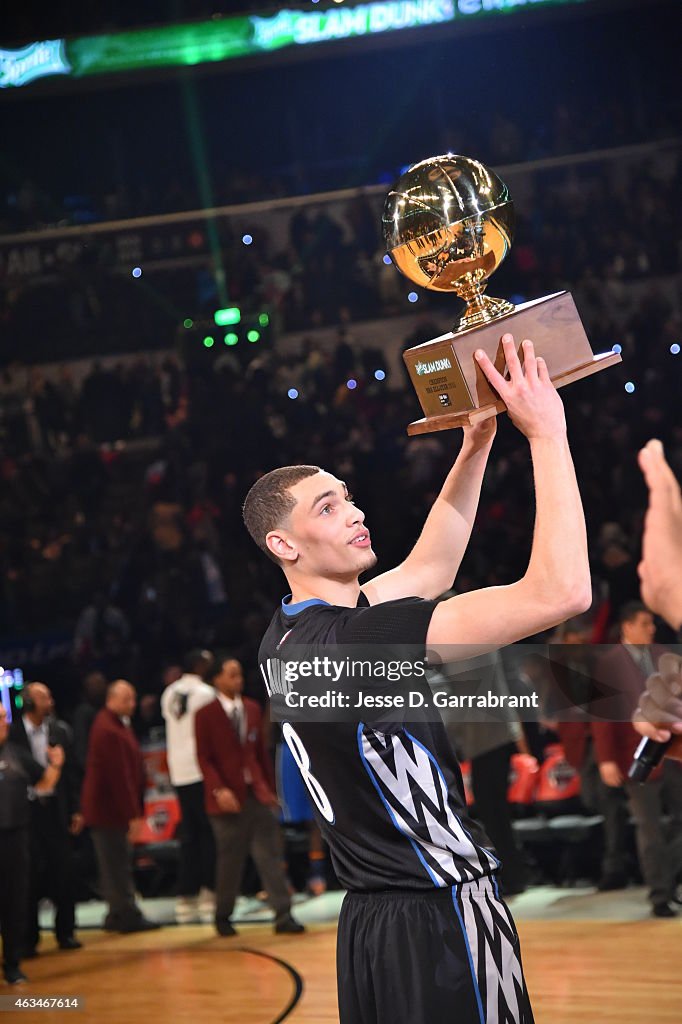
[
  {"x1": 634, "y1": 654, "x2": 682, "y2": 757},
  {"x1": 632, "y1": 441, "x2": 682, "y2": 766}
]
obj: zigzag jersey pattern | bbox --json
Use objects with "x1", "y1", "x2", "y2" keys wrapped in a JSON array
[
  {"x1": 359, "y1": 725, "x2": 499, "y2": 885},
  {"x1": 259, "y1": 593, "x2": 500, "y2": 892}
]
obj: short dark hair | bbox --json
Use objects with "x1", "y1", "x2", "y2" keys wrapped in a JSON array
[
  {"x1": 619, "y1": 601, "x2": 649, "y2": 625},
  {"x1": 242, "y1": 465, "x2": 321, "y2": 563},
  {"x1": 205, "y1": 654, "x2": 240, "y2": 685},
  {"x1": 183, "y1": 648, "x2": 214, "y2": 675}
]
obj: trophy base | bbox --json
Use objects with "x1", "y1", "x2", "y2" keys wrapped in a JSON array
[
  {"x1": 403, "y1": 291, "x2": 622, "y2": 435},
  {"x1": 406, "y1": 351, "x2": 622, "y2": 435},
  {"x1": 455, "y1": 295, "x2": 515, "y2": 332}
]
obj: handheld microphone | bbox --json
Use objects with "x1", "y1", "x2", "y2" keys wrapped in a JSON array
[{"x1": 628, "y1": 735, "x2": 672, "y2": 783}]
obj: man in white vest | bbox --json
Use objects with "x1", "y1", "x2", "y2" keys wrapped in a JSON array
[{"x1": 161, "y1": 649, "x2": 216, "y2": 924}]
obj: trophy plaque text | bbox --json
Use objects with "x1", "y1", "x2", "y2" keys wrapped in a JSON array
[{"x1": 383, "y1": 155, "x2": 621, "y2": 435}]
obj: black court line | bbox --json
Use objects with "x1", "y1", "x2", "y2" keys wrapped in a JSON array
[
  {"x1": 232, "y1": 947, "x2": 304, "y2": 1024},
  {"x1": 37, "y1": 934, "x2": 306, "y2": 1019}
]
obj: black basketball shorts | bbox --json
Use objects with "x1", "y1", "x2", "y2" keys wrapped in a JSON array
[{"x1": 336, "y1": 874, "x2": 535, "y2": 1024}]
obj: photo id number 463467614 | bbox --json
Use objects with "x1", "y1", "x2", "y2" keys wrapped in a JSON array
[{"x1": 1, "y1": 996, "x2": 85, "y2": 1011}]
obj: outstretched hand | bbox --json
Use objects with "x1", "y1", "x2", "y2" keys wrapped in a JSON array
[
  {"x1": 475, "y1": 334, "x2": 566, "y2": 441},
  {"x1": 637, "y1": 439, "x2": 682, "y2": 630}
]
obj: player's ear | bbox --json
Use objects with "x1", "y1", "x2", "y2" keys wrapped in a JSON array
[{"x1": 266, "y1": 530, "x2": 297, "y2": 563}]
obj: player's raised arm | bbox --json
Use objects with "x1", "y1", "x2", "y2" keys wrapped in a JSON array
[
  {"x1": 427, "y1": 334, "x2": 591, "y2": 657},
  {"x1": 361, "y1": 416, "x2": 496, "y2": 604}
]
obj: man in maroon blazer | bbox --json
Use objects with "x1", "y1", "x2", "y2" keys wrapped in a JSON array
[
  {"x1": 82, "y1": 680, "x2": 160, "y2": 933},
  {"x1": 592, "y1": 602, "x2": 682, "y2": 916},
  {"x1": 195, "y1": 657, "x2": 303, "y2": 937}
]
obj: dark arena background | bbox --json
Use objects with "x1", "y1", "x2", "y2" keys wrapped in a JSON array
[{"x1": 1, "y1": 0, "x2": 681, "y2": 1021}]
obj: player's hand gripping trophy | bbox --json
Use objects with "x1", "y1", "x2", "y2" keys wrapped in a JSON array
[{"x1": 382, "y1": 155, "x2": 621, "y2": 434}]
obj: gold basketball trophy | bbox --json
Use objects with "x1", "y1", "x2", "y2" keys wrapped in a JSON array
[{"x1": 383, "y1": 155, "x2": 621, "y2": 434}]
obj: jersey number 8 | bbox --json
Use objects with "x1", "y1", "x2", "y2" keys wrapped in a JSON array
[{"x1": 282, "y1": 722, "x2": 335, "y2": 824}]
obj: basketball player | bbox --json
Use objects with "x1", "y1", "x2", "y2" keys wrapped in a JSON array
[{"x1": 243, "y1": 335, "x2": 591, "y2": 1023}]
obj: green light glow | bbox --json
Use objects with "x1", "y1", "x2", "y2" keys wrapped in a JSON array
[
  {"x1": 224, "y1": 333, "x2": 239, "y2": 346},
  {"x1": 183, "y1": 318, "x2": 193, "y2": 329},
  {"x1": 247, "y1": 330, "x2": 260, "y2": 343},
  {"x1": 1, "y1": 1, "x2": 592, "y2": 91},
  {"x1": 214, "y1": 307, "x2": 241, "y2": 326},
  {"x1": 258, "y1": 313, "x2": 270, "y2": 327},
  {"x1": 203, "y1": 336, "x2": 215, "y2": 348}
]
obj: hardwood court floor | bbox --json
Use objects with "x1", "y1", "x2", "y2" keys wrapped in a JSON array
[{"x1": 10, "y1": 917, "x2": 682, "y2": 1023}]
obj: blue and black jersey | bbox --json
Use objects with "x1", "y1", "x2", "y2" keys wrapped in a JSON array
[{"x1": 258, "y1": 593, "x2": 499, "y2": 893}]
